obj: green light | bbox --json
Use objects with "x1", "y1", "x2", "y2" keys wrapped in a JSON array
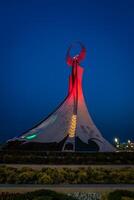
[{"x1": 26, "y1": 134, "x2": 37, "y2": 140}]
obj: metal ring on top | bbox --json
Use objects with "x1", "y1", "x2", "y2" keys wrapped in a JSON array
[{"x1": 66, "y1": 42, "x2": 86, "y2": 66}]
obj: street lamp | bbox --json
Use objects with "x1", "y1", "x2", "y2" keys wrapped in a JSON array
[
  {"x1": 128, "y1": 140, "x2": 131, "y2": 144},
  {"x1": 114, "y1": 137, "x2": 120, "y2": 149},
  {"x1": 114, "y1": 138, "x2": 119, "y2": 144}
]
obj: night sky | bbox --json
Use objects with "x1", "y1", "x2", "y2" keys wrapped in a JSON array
[{"x1": 0, "y1": 0, "x2": 134, "y2": 143}]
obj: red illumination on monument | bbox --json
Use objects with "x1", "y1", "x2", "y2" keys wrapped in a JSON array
[
  {"x1": 67, "y1": 42, "x2": 86, "y2": 115},
  {"x1": 7, "y1": 42, "x2": 115, "y2": 152}
]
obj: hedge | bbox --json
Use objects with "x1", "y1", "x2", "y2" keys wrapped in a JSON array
[
  {"x1": 108, "y1": 190, "x2": 134, "y2": 200},
  {"x1": 0, "y1": 189, "x2": 76, "y2": 200},
  {"x1": 0, "y1": 190, "x2": 134, "y2": 200},
  {"x1": 0, "y1": 151, "x2": 134, "y2": 164},
  {"x1": 0, "y1": 165, "x2": 134, "y2": 184}
]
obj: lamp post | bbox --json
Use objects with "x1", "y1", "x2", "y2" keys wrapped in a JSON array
[
  {"x1": 114, "y1": 138, "x2": 118, "y2": 143},
  {"x1": 114, "y1": 137, "x2": 120, "y2": 149}
]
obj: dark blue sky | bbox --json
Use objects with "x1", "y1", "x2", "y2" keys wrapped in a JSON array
[{"x1": 0, "y1": 0, "x2": 134, "y2": 143}]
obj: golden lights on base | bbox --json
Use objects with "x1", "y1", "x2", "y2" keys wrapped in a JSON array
[{"x1": 68, "y1": 115, "x2": 77, "y2": 138}]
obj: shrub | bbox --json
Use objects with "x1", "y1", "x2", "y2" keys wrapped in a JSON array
[
  {"x1": 0, "y1": 151, "x2": 134, "y2": 165},
  {"x1": 38, "y1": 173, "x2": 53, "y2": 184},
  {"x1": 0, "y1": 165, "x2": 134, "y2": 184},
  {"x1": 17, "y1": 171, "x2": 36, "y2": 184},
  {"x1": 0, "y1": 189, "x2": 76, "y2": 200},
  {"x1": 108, "y1": 190, "x2": 134, "y2": 200}
]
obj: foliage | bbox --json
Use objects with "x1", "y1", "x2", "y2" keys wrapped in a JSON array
[
  {"x1": 108, "y1": 190, "x2": 134, "y2": 200},
  {"x1": 0, "y1": 165, "x2": 134, "y2": 184},
  {"x1": 0, "y1": 150, "x2": 134, "y2": 164},
  {"x1": 0, "y1": 189, "x2": 76, "y2": 200},
  {"x1": 0, "y1": 190, "x2": 134, "y2": 200}
]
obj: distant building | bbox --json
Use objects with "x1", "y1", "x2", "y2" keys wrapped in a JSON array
[{"x1": 115, "y1": 139, "x2": 134, "y2": 151}]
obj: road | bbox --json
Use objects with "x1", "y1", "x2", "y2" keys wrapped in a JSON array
[
  {"x1": 1, "y1": 164, "x2": 134, "y2": 169},
  {"x1": 0, "y1": 184, "x2": 134, "y2": 193}
]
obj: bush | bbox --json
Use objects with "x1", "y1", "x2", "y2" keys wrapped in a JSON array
[
  {"x1": 0, "y1": 189, "x2": 76, "y2": 200},
  {"x1": 108, "y1": 190, "x2": 134, "y2": 200},
  {"x1": 0, "y1": 189, "x2": 134, "y2": 200},
  {"x1": 0, "y1": 150, "x2": 134, "y2": 164},
  {"x1": 17, "y1": 171, "x2": 36, "y2": 184},
  {"x1": 0, "y1": 165, "x2": 134, "y2": 184},
  {"x1": 38, "y1": 173, "x2": 53, "y2": 184}
]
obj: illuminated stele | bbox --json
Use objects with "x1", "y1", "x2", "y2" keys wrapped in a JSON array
[{"x1": 8, "y1": 42, "x2": 115, "y2": 152}]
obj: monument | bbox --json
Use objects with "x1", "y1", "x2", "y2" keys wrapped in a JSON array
[{"x1": 7, "y1": 42, "x2": 115, "y2": 152}]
